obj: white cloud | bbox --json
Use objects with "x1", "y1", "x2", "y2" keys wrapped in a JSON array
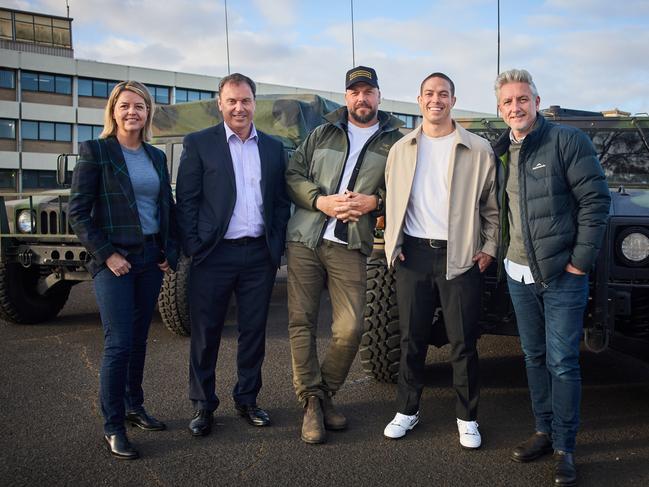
[
  {"x1": 252, "y1": 0, "x2": 297, "y2": 26},
  {"x1": 544, "y1": 0, "x2": 649, "y2": 18},
  {"x1": 4, "y1": 0, "x2": 649, "y2": 114}
]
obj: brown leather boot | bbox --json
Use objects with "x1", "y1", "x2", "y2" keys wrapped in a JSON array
[
  {"x1": 322, "y1": 395, "x2": 348, "y2": 430},
  {"x1": 301, "y1": 396, "x2": 326, "y2": 444}
]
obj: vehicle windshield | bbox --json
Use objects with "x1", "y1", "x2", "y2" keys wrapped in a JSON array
[
  {"x1": 467, "y1": 122, "x2": 649, "y2": 188},
  {"x1": 586, "y1": 128, "x2": 649, "y2": 187}
]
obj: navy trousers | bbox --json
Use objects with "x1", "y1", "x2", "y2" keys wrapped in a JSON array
[
  {"x1": 188, "y1": 238, "x2": 276, "y2": 411},
  {"x1": 94, "y1": 240, "x2": 164, "y2": 435}
]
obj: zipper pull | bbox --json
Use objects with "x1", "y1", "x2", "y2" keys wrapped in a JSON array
[{"x1": 541, "y1": 281, "x2": 548, "y2": 289}]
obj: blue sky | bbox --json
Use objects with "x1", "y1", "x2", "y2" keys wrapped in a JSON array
[{"x1": 5, "y1": 0, "x2": 649, "y2": 115}]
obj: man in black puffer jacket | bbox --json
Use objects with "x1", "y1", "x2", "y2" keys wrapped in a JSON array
[{"x1": 493, "y1": 69, "x2": 610, "y2": 487}]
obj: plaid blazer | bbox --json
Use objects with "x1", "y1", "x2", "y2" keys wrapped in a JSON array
[{"x1": 69, "y1": 136, "x2": 178, "y2": 276}]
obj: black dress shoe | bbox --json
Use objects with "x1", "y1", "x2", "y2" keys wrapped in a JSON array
[
  {"x1": 189, "y1": 409, "x2": 213, "y2": 436},
  {"x1": 554, "y1": 450, "x2": 577, "y2": 486},
  {"x1": 511, "y1": 432, "x2": 553, "y2": 463},
  {"x1": 126, "y1": 410, "x2": 166, "y2": 431},
  {"x1": 235, "y1": 404, "x2": 271, "y2": 427},
  {"x1": 104, "y1": 432, "x2": 139, "y2": 460}
]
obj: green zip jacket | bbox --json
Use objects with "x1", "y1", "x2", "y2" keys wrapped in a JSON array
[{"x1": 285, "y1": 107, "x2": 403, "y2": 256}]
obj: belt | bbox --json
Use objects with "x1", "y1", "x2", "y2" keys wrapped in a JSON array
[
  {"x1": 404, "y1": 234, "x2": 447, "y2": 249},
  {"x1": 222, "y1": 236, "x2": 265, "y2": 245},
  {"x1": 143, "y1": 233, "x2": 160, "y2": 243}
]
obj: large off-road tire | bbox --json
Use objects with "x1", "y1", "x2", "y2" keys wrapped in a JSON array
[
  {"x1": 158, "y1": 254, "x2": 191, "y2": 336},
  {"x1": 0, "y1": 261, "x2": 71, "y2": 324},
  {"x1": 359, "y1": 258, "x2": 401, "y2": 383}
]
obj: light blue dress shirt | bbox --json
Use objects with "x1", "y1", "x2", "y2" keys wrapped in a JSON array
[{"x1": 223, "y1": 123, "x2": 265, "y2": 239}]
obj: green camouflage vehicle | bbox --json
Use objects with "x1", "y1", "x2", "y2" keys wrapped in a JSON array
[
  {"x1": 360, "y1": 107, "x2": 649, "y2": 381},
  {"x1": 152, "y1": 94, "x2": 340, "y2": 335},
  {"x1": 2, "y1": 99, "x2": 648, "y2": 374},
  {"x1": 0, "y1": 94, "x2": 339, "y2": 331}
]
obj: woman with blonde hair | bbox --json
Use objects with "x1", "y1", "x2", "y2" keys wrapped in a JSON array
[{"x1": 69, "y1": 81, "x2": 178, "y2": 460}]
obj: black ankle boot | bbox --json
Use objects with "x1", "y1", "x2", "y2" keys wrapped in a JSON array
[{"x1": 104, "y1": 432, "x2": 139, "y2": 460}]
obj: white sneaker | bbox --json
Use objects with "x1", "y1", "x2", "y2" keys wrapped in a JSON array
[
  {"x1": 383, "y1": 412, "x2": 419, "y2": 439},
  {"x1": 457, "y1": 419, "x2": 481, "y2": 449}
]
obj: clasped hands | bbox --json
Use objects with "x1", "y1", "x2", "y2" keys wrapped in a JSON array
[{"x1": 316, "y1": 191, "x2": 378, "y2": 223}]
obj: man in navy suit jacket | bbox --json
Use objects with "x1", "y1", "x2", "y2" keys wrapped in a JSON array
[{"x1": 176, "y1": 73, "x2": 290, "y2": 436}]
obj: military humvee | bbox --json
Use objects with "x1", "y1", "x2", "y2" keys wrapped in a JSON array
[
  {"x1": 359, "y1": 107, "x2": 649, "y2": 382},
  {"x1": 1, "y1": 99, "x2": 647, "y2": 376},
  {"x1": 0, "y1": 94, "x2": 340, "y2": 331}
]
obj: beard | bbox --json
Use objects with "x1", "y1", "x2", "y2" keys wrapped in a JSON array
[{"x1": 349, "y1": 104, "x2": 378, "y2": 125}]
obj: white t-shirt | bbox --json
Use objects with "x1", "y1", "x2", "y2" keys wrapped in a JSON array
[
  {"x1": 403, "y1": 130, "x2": 455, "y2": 239},
  {"x1": 323, "y1": 121, "x2": 380, "y2": 244}
]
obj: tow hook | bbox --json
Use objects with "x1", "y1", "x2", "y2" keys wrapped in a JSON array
[{"x1": 18, "y1": 249, "x2": 33, "y2": 268}]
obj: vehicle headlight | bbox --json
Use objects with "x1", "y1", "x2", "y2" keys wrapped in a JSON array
[
  {"x1": 17, "y1": 209, "x2": 36, "y2": 233},
  {"x1": 620, "y1": 232, "x2": 649, "y2": 262}
]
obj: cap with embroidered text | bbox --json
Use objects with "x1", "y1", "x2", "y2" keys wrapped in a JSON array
[{"x1": 345, "y1": 66, "x2": 379, "y2": 89}]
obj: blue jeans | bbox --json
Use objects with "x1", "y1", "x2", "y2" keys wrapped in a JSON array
[
  {"x1": 94, "y1": 241, "x2": 164, "y2": 435},
  {"x1": 507, "y1": 271, "x2": 588, "y2": 452}
]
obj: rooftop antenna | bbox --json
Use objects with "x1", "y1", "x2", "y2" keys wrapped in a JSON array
[
  {"x1": 66, "y1": 0, "x2": 70, "y2": 18},
  {"x1": 350, "y1": 0, "x2": 356, "y2": 66},
  {"x1": 496, "y1": 0, "x2": 501, "y2": 116},
  {"x1": 224, "y1": 0, "x2": 231, "y2": 74}
]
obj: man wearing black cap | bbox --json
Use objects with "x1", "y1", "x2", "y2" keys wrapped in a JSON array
[{"x1": 286, "y1": 66, "x2": 403, "y2": 444}]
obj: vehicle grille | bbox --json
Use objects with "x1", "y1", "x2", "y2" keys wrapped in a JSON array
[
  {"x1": 617, "y1": 287, "x2": 649, "y2": 339},
  {"x1": 39, "y1": 209, "x2": 73, "y2": 235}
]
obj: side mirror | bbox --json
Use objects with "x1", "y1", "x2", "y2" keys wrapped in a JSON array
[{"x1": 56, "y1": 153, "x2": 77, "y2": 187}]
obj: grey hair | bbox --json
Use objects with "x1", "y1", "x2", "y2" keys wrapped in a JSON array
[{"x1": 494, "y1": 69, "x2": 539, "y2": 100}]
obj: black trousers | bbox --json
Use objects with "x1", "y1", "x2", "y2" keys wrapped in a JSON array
[
  {"x1": 395, "y1": 237, "x2": 481, "y2": 420},
  {"x1": 188, "y1": 238, "x2": 277, "y2": 411}
]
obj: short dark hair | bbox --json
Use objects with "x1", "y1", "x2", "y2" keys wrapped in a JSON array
[
  {"x1": 218, "y1": 73, "x2": 257, "y2": 98},
  {"x1": 420, "y1": 72, "x2": 455, "y2": 97}
]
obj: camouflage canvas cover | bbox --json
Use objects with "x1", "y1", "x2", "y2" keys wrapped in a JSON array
[{"x1": 152, "y1": 93, "x2": 341, "y2": 150}]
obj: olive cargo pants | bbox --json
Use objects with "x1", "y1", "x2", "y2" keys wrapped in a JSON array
[{"x1": 287, "y1": 241, "x2": 367, "y2": 406}]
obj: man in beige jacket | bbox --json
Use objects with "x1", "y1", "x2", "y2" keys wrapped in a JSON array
[{"x1": 382, "y1": 72, "x2": 498, "y2": 448}]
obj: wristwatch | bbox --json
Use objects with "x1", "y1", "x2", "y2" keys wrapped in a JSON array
[{"x1": 375, "y1": 194, "x2": 384, "y2": 212}]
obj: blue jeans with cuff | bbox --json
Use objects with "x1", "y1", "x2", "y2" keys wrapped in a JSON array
[{"x1": 507, "y1": 271, "x2": 588, "y2": 453}]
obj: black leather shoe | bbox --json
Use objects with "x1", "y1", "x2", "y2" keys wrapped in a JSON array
[
  {"x1": 189, "y1": 409, "x2": 213, "y2": 436},
  {"x1": 554, "y1": 450, "x2": 577, "y2": 486},
  {"x1": 511, "y1": 432, "x2": 553, "y2": 463},
  {"x1": 235, "y1": 404, "x2": 271, "y2": 427},
  {"x1": 126, "y1": 410, "x2": 166, "y2": 431},
  {"x1": 104, "y1": 432, "x2": 139, "y2": 460}
]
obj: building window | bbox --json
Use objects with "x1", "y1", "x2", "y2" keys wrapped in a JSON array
[
  {"x1": 2, "y1": 10, "x2": 71, "y2": 48},
  {"x1": 22, "y1": 170, "x2": 57, "y2": 189},
  {"x1": 0, "y1": 119, "x2": 16, "y2": 139},
  {"x1": 78, "y1": 78, "x2": 118, "y2": 98},
  {"x1": 22, "y1": 120, "x2": 72, "y2": 142},
  {"x1": 146, "y1": 84, "x2": 170, "y2": 105},
  {"x1": 0, "y1": 169, "x2": 16, "y2": 189},
  {"x1": 21, "y1": 71, "x2": 72, "y2": 95},
  {"x1": 0, "y1": 10, "x2": 12, "y2": 41},
  {"x1": 0, "y1": 68, "x2": 15, "y2": 89},
  {"x1": 78, "y1": 124, "x2": 103, "y2": 142},
  {"x1": 392, "y1": 113, "x2": 418, "y2": 129},
  {"x1": 176, "y1": 88, "x2": 214, "y2": 103}
]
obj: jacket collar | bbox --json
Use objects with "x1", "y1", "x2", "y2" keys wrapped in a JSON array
[
  {"x1": 324, "y1": 106, "x2": 404, "y2": 133},
  {"x1": 493, "y1": 112, "x2": 548, "y2": 158},
  {"x1": 104, "y1": 135, "x2": 167, "y2": 214},
  {"x1": 104, "y1": 136, "x2": 138, "y2": 216},
  {"x1": 404, "y1": 120, "x2": 473, "y2": 149}
]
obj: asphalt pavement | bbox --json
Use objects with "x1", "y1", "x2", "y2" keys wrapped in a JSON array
[{"x1": 1, "y1": 278, "x2": 648, "y2": 487}]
